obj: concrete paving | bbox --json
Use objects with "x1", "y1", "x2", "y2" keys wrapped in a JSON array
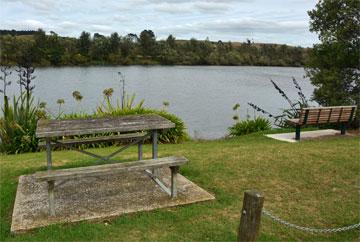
[
  {"x1": 265, "y1": 129, "x2": 343, "y2": 143},
  {"x1": 11, "y1": 168, "x2": 215, "y2": 233}
]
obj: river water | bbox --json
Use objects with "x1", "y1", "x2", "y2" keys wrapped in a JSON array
[{"x1": 3, "y1": 66, "x2": 314, "y2": 139}]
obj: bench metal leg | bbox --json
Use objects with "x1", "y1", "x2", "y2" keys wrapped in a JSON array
[
  {"x1": 170, "y1": 166, "x2": 179, "y2": 198},
  {"x1": 340, "y1": 123, "x2": 346, "y2": 135},
  {"x1": 295, "y1": 125, "x2": 301, "y2": 140},
  {"x1": 46, "y1": 138, "x2": 52, "y2": 170},
  {"x1": 48, "y1": 181, "x2": 55, "y2": 216},
  {"x1": 152, "y1": 130, "x2": 159, "y2": 177}
]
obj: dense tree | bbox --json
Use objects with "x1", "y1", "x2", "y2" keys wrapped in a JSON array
[
  {"x1": 0, "y1": 29, "x2": 36, "y2": 36},
  {"x1": 91, "y1": 33, "x2": 110, "y2": 63},
  {"x1": 32, "y1": 29, "x2": 47, "y2": 63},
  {"x1": 139, "y1": 30, "x2": 156, "y2": 57},
  {"x1": 0, "y1": 29, "x2": 309, "y2": 67},
  {"x1": 306, "y1": 0, "x2": 359, "y2": 118},
  {"x1": 166, "y1": 34, "x2": 176, "y2": 48},
  {"x1": 78, "y1": 31, "x2": 91, "y2": 57},
  {"x1": 109, "y1": 32, "x2": 120, "y2": 52},
  {"x1": 46, "y1": 31, "x2": 64, "y2": 65}
]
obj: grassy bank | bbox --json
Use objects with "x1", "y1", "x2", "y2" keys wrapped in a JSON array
[{"x1": 0, "y1": 133, "x2": 359, "y2": 241}]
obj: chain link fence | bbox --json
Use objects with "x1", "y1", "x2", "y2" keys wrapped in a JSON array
[{"x1": 262, "y1": 209, "x2": 360, "y2": 234}]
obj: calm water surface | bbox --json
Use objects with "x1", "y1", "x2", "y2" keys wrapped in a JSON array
[{"x1": 4, "y1": 66, "x2": 314, "y2": 139}]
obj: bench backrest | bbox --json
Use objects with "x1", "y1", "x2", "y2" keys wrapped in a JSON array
[{"x1": 298, "y1": 106, "x2": 357, "y2": 125}]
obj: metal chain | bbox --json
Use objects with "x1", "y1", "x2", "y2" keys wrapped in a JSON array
[{"x1": 262, "y1": 209, "x2": 360, "y2": 234}]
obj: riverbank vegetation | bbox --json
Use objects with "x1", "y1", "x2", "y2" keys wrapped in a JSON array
[
  {"x1": 0, "y1": 29, "x2": 309, "y2": 67},
  {"x1": 1, "y1": 133, "x2": 359, "y2": 241}
]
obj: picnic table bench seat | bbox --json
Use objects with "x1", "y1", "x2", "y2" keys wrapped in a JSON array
[
  {"x1": 287, "y1": 105, "x2": 357, "y2": 140},
  {"x1": 34, "y1": 156, "x2": 188, "y2": 216}
]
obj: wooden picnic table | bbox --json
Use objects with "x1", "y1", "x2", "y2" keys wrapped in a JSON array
[
  {"x1": 35, "y1": 114, "x2": 186, "y2": 216},
  {"x1": 36, "y1": 114, "x2": 175, "y2": 170}
]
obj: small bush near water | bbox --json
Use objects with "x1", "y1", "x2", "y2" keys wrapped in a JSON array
[{"x1": 228, "y1": 117, "x2": 271, "y2": 136}]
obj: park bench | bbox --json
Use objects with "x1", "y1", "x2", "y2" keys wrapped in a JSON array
[
  {"x1": 287, "y1": 105, "x2": 357, "y2": 140},
  {"x1": 34, "y1": 156, "x2": 188, "y2": 216}
]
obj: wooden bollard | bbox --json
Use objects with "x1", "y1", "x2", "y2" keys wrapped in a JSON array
[{"x1": 237, "y1": 190, "x2": 264, "y2": 242}]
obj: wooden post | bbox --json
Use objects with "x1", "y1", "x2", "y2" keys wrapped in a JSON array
[
  {"x1": 170, "y1": 166, "x2": 179, "y2": 198},
  {"x1": 46, "y1": 138, "x2": 52, "y2": 170},
  {"x1": 238, "y1": 190, "x2": 264, "y2": 242},
  {"x1": 48, "y1": 181, "x2": 55, "y2": 216}
]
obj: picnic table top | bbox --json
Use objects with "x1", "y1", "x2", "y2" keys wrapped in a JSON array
[{"x1": 36, "y1": 114, "x2": 175, "y2": 138}]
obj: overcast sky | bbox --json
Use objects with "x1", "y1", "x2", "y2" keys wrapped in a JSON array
[{"x1": 1, "y1": 0, "x2": 319, "y2": 47}]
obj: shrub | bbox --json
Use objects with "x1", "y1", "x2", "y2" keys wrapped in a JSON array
[
  {"x1": 149, "y1": 110, "x2": 188, "y2": 143},
  {"x1": 94, "y1": 91, "x2": 188, "y2": 143},
  {"x1": 0, "y1": 93, "x2": 46, "y2": 154},
  {"x1": 60, "y1": 107, "x2": 189, "y2": 148},
  {"x1": 228, "y1": 117, "x2": 271, "y2": 136},
  {"x1": 57, "y1": 92, "x2": 189, "y2": 149}
]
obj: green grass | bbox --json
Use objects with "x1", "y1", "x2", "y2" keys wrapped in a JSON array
[{"x1": 0, "y1": 132, "x2": 359, "y2": 241}]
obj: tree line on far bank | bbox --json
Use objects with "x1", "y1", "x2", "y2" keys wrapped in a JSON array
[{"x1": 0, "y1": 29, "x2": 309, "y2": 67}]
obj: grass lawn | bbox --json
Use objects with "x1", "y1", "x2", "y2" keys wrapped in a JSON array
[{"x1": 0, "y1": 132, "x2": 359, "y2": 241}]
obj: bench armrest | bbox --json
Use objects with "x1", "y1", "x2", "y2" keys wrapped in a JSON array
[{"x1": 286, "y1": 118, "x2": 300, "y2": 126}]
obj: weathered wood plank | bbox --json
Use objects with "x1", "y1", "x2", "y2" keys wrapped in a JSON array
[
  {"x1": 34, "y1": 156, "x2": 188, "y2": 181},
  {"x1": 302, "y1": 105, "x2": 356, "y2": 110},
  {"x1": 38, "y1": 132, "x2": 146, "y2": 147},
  {"x1": 36, "y1": 114, "x2": 175, "y2": 138}
]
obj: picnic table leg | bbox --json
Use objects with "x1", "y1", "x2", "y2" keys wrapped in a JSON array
[
  {"x1": 295, "y1": 125, "x2": 301, "y2": 140},
  {"x1": 170, "y1": 166, "x2": 179, "y2": 198},
  {"x1": 138, "y1": 141, "x2": 143, "y2": 160},
  {"x1": 48, "y1": 181, "x2": 55, "y2": 216},
  {"x1": 46, "y1": 138, "x2": 52, "y2": 170},
  {"x1": 152, "y1": 130, "x2": 159, "y2": 176}
]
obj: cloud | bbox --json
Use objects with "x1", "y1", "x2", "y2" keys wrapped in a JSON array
[
  {"x1": 203, "y1": 18, "x2": 308, "y2": 34},
  {"x1": 153, "y1": 2, "x2": 192, "y2": 14},
  {"x1": 155, "y1": 17, "x2": 316, "y2": 46},
  {"x1": 2, "y1": 19, "x2": 48, "y2": 30},
  {"x1": 2, "y1": 0, "x2": 57, "y2": 11},
  {"x1": 150, "y1": 0, "x2": 234, "y2": 14},
  {"x1": 58, "y1": 21, "x2": 78, "y2": 29},
  {"x1": 90, "y1": 24, "x2": 113, "y2": 33},
  {"x1": 193, "y1": 2, "x2": 230, "y2": 13},
  {"x1": 158, "y1": 18, "x2": 308, "y2": 36}
]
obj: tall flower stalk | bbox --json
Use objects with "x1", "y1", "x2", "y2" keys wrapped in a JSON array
[{"x1": 248, "y1": 78, "x2": 310, "y2": 127}]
